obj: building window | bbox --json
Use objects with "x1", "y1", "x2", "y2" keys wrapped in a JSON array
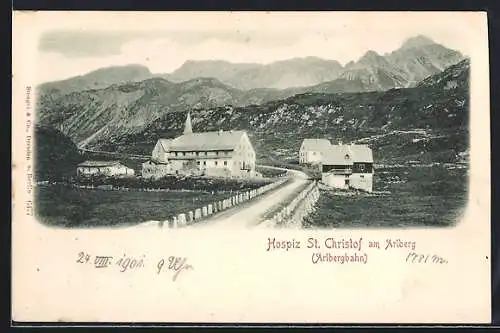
[
  {"x1": 359, "y1": 163, "x2": 365, "y2": 172},
  {"x1": 313, "y1": 152, "x2": 316, "y2": 155},
  {"x1": 203, "y1": 161, "x2": 206, "y2": 166},
  {"x1": 344, "y1": 154, "x2": 350, "y2": 160},
  {"x1": 224, "y1": 161, "x2": 228, "y2": 166},
  {"x1": 196, "y1": 152, "x2": 199, "y2": 156},
  {"x1": 215, "y1": 161, "x2": 218, "y2": 166},
  {"x1": 197, "y1": 161, "x2": 200, "y2": 165}
]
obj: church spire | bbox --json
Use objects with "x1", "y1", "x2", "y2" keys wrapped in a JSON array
[{"x1": 183, "y1": 111, "x2": 193, "y2": 135}]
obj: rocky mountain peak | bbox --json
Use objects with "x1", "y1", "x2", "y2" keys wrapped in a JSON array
[
  {"x1": 356, "y1": 50, "x2": 388, "y2": 67},
  {"x1": 400, "y1": 35, "x2": 437, "y2": 50}
]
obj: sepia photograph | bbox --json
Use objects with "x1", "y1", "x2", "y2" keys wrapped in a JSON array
[{"x1": 12, "y1": 11, "x2": 490, "y2": 324}]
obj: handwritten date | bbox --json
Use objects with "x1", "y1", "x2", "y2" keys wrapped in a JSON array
[
  {"x1": 157, "y1": 256, "x2": 193, "y2": 281},
  {"x1": 76, "y1": 252, "x2": 145, "y2": 272},
  {"x1": 76, "y1": 252, "x2": 193, "y2": 281}
]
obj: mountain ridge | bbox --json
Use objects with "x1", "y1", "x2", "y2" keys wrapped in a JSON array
[
  {"x1": 38, "y1": 64, "x2": 154, "y2": 98},
  {"x1": 37, "y1": 35, "x2": 465, "y2": 96},
  {"x1": 162, "y1": 35, "x2": 463, "y2": 91}
]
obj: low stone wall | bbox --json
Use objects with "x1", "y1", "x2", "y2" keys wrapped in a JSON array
[
  {"x1": 147, "y1": 177, "x2": 290, "y2": 228},
  {"x1": 264, "y1": 181, "x2": 320, "y2": 228}
]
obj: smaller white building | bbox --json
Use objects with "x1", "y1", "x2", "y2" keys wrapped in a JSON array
[
  {"x1": 321, "y1": 144, "x2": 374, "y2": 193},
  {"x1": 141, "y1": 139, "x2": 173, "y2": 179},
  {"x1": 151, "y1": 139, "x2": 172, "y2": 163},
  {"x1": 77, "y1": 161, "x2": 135, "y2": 178},
  {"x1": 141, "y1": 159, "x2": 171, "y2": 179},
  {"x1": 299, "y1": 139, "x2": 331, "y2": 165}
]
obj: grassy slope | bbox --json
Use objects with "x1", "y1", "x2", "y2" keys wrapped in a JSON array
[
  {"x1": 34, "y1": 125, "x2": 84, "y2": 181},
  {"x1": 35, "y1": 185, "x2": 233, "y2": 228},
  {"x1": 304, "y1": 166, "x2": 468, "y2": 228}
]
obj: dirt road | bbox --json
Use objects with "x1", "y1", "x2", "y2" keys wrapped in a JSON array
[{"x1": 190, "y1": 167, "x2": 310, "y2": 229}]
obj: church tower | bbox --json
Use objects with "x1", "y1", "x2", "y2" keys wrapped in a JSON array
[{"x1": 183, "y1": 111, "x2": 193, "y2": 135}]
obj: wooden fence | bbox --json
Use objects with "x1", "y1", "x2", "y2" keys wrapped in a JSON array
[{"x1": 138, "y1": 177, "x2": 290, "y2": 228}]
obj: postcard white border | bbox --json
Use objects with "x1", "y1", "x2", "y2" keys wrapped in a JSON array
[{"x1": 12, "y1": 11, "x2": 491, "y2": 324}]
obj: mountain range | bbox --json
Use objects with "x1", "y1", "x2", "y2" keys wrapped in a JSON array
[
  {"x1": 165, "y1": 36, "x2": 463, "y2": 91},
  {"x1": 162, "y1": 57, "x2": 345, "y2": 90},
  {"x1": 38, "y1": 35, "x2": 464, "y2": 98},
  {"x1": 91, "y1": 59, "x2": 470, "y2": 166}
]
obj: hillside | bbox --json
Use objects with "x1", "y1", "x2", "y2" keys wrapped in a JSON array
[
  {"x1": 35, "y1": 77, "x2": 298, "y2": 147},
  {"x1": 92, "y1": 59, "x2": 470, "y2": 165},
  {"x1": 417, "y1": 57, "x2": 470, "y2": 89},
  {"x1": 34, "y1": 125, "x2": 84, "y2": 181}
]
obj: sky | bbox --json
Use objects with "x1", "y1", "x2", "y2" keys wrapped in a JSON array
[{"x1": 32, "y1": 12, "x2": 481, "y2": 83}]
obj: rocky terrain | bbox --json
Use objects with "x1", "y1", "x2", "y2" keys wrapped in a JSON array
[{"x1": 36, "y1": 76, "x2": 303, "y2": 147}]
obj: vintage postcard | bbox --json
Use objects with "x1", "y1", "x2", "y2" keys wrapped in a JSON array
[{"x1": 12, "y1": 11, "x2": 490, "y2": 324}]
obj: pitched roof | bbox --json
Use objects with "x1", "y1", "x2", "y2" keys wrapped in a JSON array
[
  {"x1": 301, "y1": 139, "x2": 331, "y2": 151},
  {"x1": 156, "y1": 139, "x2": 173, "y2": 153},
  {"x1": 169, "y1": 130, "x2": 246, "y2": 151},
  {"x1": 78, "y1": 160, "x2": 122, "y2": 167},
  {"x1": 322, "y1": 144, "x2": 373, "y2": 165},
  {"x1": 349, "y1": 144, "x2": 373, "y2": 163},
  {"x1": 322, "y1": 145, "x2": 354, "y2": 165}
]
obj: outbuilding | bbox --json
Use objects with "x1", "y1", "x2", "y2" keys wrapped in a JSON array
[{"x1": 321, "y1": 144, "x2": 374, "y2": 192}]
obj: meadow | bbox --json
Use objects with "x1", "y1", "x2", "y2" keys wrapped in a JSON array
[
  {"x1": 73, "y1": 174, "x2": 274, "y2": 192},
  {"x1": 303, "y1": 165, "x2": 468, "y2": 228},
  {"x1": 35, "y1": 185, "x2": 234, "y2": 228}
]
